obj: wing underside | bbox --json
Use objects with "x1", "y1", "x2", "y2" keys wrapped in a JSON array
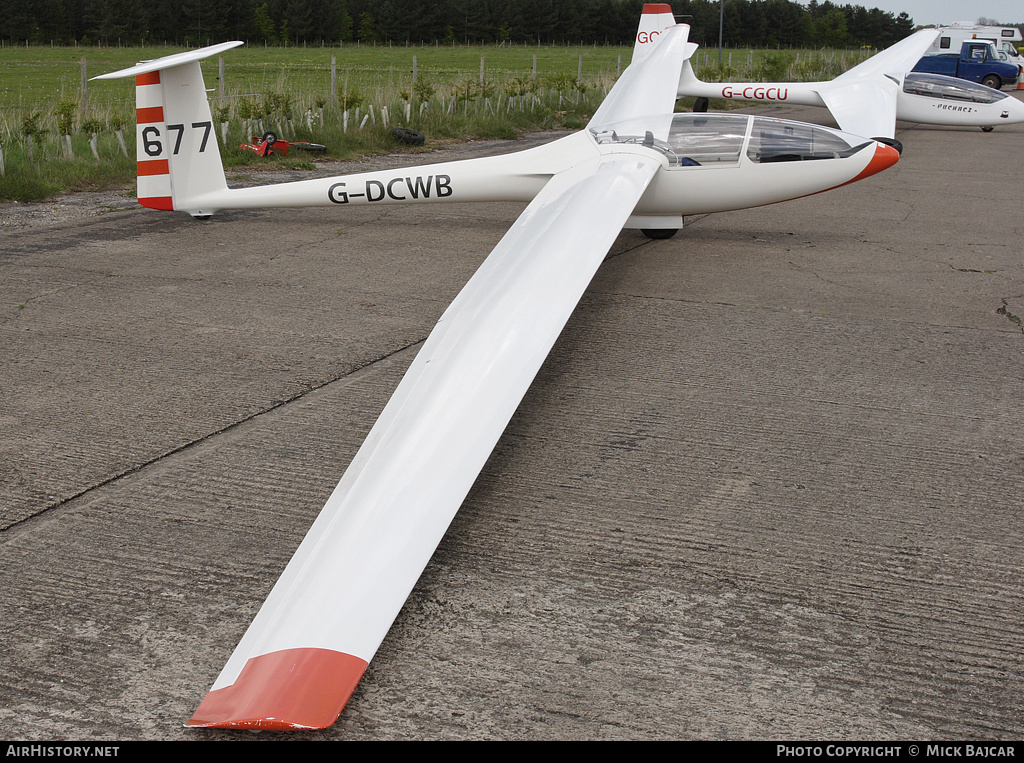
[
  {"x1": 186, "y1": 149, "x2": 662, "y2": 730},
  {"x1": 816, "y1": 27, "x2": 940, "y2": 140},
  {"x1": 816, "y1": 80, "x2": 900, "y2": 139}
]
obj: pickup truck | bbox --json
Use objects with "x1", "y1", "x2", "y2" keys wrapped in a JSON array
[{"x1": 912, "y1": 40, "x2": 1020, "y2": 90}]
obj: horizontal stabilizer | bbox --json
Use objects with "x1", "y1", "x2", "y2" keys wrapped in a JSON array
[{"x1": 91, "y1": 41, "x2": 244, "y2": 80}]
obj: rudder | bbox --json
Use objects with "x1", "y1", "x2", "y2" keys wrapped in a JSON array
[
  {"x1": 94, "y1": 42, "x2": 242, "y2": 216},
  {"x1": 633, "y1": 3, "x2": 677, "y2": 63}
]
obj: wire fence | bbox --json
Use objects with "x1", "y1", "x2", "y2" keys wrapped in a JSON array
[{"x1": 0, "y1": 44, "x2": 873, "y2": 197}]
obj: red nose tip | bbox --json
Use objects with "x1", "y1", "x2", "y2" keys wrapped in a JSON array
[{"x1": 852, "y1": 142, "x2": 900, "y2": 182}]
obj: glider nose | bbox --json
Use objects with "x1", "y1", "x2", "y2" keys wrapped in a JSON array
[
  {"x1": 853, "y1": 141, "x2": 900, "y2": 182},
  {"x1": 1000, "y1": 93, "x2": 1024, "y2": 123}
]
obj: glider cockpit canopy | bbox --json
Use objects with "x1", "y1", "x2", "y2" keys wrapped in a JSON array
[
  {"x1": 901, "y1": 72, "x2": 1014, "y2": 104},
  {"x1": 590, "y1": 113, "x2": 875, "y2": 167}
]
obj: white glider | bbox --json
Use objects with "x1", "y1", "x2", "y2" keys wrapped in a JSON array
[
  {"x1": 95, "y1": 3, "x2": 898, "y2": 730},
  {"x1": 674, "y1": 23, "x2": 1024, "y2": 148}
]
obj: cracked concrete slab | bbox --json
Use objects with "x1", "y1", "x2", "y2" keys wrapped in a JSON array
[{"x1": 0, "y1": 100, "x2": 1022, "y2": 740}]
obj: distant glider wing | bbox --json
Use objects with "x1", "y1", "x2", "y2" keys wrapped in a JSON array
[
  {"x1": 186, "y1": 149, "x2": 662, "y2": 730},
  {"x1": 834, "y1": 28, "x2": 940, "y2": 82},
  {"x1": 814, "y1": 29, "x2": 940, "y2": 141}
]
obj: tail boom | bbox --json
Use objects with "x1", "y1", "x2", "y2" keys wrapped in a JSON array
[
  {"x1": 677, "y1": 59, "x2": 827, "y2": 107},
  {"x1": 160, "y1": 132, "x2": 593, "y2": 216}
]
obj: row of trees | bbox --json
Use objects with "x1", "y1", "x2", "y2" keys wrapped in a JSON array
[{"x1": 0, "y1": 0, "x2": 1002, "y2": 49}]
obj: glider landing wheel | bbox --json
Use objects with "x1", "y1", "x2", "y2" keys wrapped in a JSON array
[
  {"x1": 392, "y1": 127, "x2": 425, "y2": 145},
  {"x1": 642, "y1": 228, "x2": 678, "y2": 240},
  {"x1": 981, "y1": 126, "x2": 995, "y2": 132},
  {"x1": 693, "y1": 97, "x2": 709, "y2": 113}
]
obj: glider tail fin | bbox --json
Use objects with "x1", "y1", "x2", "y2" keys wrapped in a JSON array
[
  {"x1": 678, "y1": 55, "x2": 701, "y2": 87},
  {"x1": 633, "y1": 3, "x2": 677, "y2": 62},
  {"x1": 93, "y1": 42, "x2": 241, "y2": 216},
  {"x1": 675, "y1": 51, "x2": 723, "y2": 102},
  {"x1": 134, "y1": 62, "x2": 227, "y2": 215}
]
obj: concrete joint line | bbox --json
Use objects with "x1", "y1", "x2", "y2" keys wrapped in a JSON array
[{"x1": 1, "y1": 338, "x2": 426, "y2": 540}]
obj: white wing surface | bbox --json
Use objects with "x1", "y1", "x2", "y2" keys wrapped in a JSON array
[
  {"x1": 834, "y1": 28, "x2": 940, "y2": 82},
  {"x1": 815, "y1": 79, "x2": 900, "y2": 139},
  {"x1": 813, "y1": 28, "x2": 940, "y2": 139},
  {"x1": 590, "y1": 23, "x2": 697, "y2": 126},
  {"x1": 186, "y1": 149, "x2": 662, "y2": 730}
]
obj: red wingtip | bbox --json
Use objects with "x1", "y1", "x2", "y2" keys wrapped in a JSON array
[{"x1": 185, "y1": 648, "x2": 368, "y2": 730}]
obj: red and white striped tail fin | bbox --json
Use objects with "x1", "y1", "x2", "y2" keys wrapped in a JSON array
[
  {"x1": 133, "y1": 69, "x2": 174, "y2": 210},
  {"x1": 93, "y1": 42, "x2": 241, "y2": 217},
  {"x1": 633, "y1": 3, "x2": 678, "y2": 63}
]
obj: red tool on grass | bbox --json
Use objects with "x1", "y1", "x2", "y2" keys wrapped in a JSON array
[{"x1": 240, "y1": 131, "x2": 326, "y2": 157}]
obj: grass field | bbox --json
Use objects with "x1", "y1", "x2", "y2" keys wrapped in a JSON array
[
  {"x1": 0, "y1": 42, "x2": 872, "y2": 201},
  {"x1": 0, "y1": 41, "x2": 870, "y2": 111},
  {"x1": 1, "y1": 43, "x2": 634, "y2": 113}
]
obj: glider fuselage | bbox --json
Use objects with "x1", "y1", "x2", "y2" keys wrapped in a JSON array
[
  {"x1": 181, "y1": 115, "x2": 895, "y2": 228},
  {"x1": 679, "y1": 73, "x2": 1024, "y2": 130}
]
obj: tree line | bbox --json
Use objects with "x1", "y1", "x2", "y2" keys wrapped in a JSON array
[{"x1": 0, "y1": 0, "x2": 956, "y2": 50}]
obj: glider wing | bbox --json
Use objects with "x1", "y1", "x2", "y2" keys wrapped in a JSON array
[
  {"x1": 834, "y1": 28, "x2": 940, "y2": 82},
  {"x1": 186, "y1": 148, "x2": 663, "y2": 730},
  {"x1": 815, "y1": 79, "x2": 900, "y2": 140},
  {"x1": 590, "y1": 22, "x2": 697, "y2": 127},
  {"x1": 815, "y1": 29, "x2": 940, "y2": 141}
]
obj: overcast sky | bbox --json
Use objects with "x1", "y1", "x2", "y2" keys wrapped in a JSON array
[{"x1": 810, "y1": 2, "x2": 1024, "y2": 26}]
